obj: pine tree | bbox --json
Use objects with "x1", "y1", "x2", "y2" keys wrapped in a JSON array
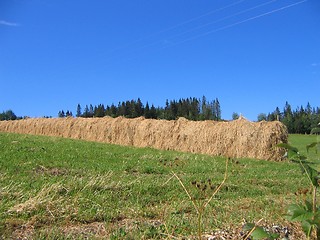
[
  {"x1": 65, "y1": 110, "x2": 73, "y2": 117},
  {"x1": 135, "y1": 98, "x2": 144, "y2": 117},
  {"x1": 76, "y1": 104, "x2": 82, "y2": 117},
  {"x1": 83, "y1": 105, "x2": 90, "y2": 118},
  {"x1": 118, "y1": 101, "x2": 128, "y2": 116},
  {"x1": 149, "y1": 104, "x2": 157, "y2": 119},
  {"x1": 110, "y1": 104, "x2": 117, "y2": 117},
  {"x1": 144, "y1": 102, "x2": 151, "y2": 119},
  {"x1": 169, "y1": 100, "x2": 178, "y2": 120},
  {"x1": 89, "y1": 104, "x2": 94, "y2": 117},
  {"x1": 0, "y1": 110, "x2": 17, "y2": 120},
  {"x1": 283, "y1": 102, "x2": 294, "y2": 133},
  {"x1": 58, "y1": 110, "x2": 65, "y2": 118},
  {"x1": 213, "y1": 98, "x2": 221, "y2": 120},
  {"x1": 164, "y1": 99, "x2": 170, "y2": 119},
  {"x1": 94, "y1": 104, "x2": 105, "y2": 117}
]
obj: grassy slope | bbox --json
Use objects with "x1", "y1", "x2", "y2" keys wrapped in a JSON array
[{"x1": 0, "y1": 133, "x2": 318, "y2": 239}]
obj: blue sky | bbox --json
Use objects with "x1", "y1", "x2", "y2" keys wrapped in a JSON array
[{"x1": 1, "y1": 0, "x2": 319, "y2": 120}]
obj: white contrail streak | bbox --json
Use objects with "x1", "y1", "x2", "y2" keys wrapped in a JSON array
[
  {"x1": 151, "y1": 0, "x2": 247, "y2": 35},
  {"x1": 0, "y1": 20, "x2": 19, "y2": 27},
  {"x1": 109, "y1": 0, "x2": 247, "y2": 53},
  {"x1": 164, "y1": 0, "x2": 278, "y2": 42},
  {"x1": 105, "y1": 0, "x2": 277, "y2": 59},
  {"x1": 170, "y1": 0, "x2": 307, "y2": 46}
]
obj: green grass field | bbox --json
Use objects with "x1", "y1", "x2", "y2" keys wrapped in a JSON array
[{"x1": 0, "y1": 132, "x2": 319, "y2": 239}]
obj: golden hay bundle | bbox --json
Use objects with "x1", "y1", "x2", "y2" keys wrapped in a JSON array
[{"x1": 0, "y1": 116, "x2": 287, "y2": 160}]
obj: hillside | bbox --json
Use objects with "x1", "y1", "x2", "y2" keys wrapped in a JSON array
[{"x1": 1, "y1": 133, "x2": 318, "y2": 239}]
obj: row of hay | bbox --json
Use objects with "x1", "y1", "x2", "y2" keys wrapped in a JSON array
[{"x1": 0, "y1": 116, "x2": 288, "y2": 160}]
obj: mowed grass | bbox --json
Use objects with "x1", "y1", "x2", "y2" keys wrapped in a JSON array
[{"x1": 0, "y1": 132, "x2": 318, "y2": 239}]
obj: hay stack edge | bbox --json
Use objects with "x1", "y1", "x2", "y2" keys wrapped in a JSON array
[{"x1": 0, "y1": 116, "x2": 288, "y2": 160}]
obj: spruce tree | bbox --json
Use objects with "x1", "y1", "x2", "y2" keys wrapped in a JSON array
[
  {"x1": 76, "y1": 104, "x2": 82, "y2": 117},
  {"x1": 213, "y1": 98, "x2": 221, "y2": 120},
  {"x1": 58, "y1": 110, "x2": 65, "y2": 118},
  {"x1": 89, "y1": 104, "x2": 94, "y2": 117},
  {"x1": 135, "y1": 98, "x2": 144, "y2": 117},
  {"x1": 0, "y1": 110, "x2": 17, "y2": 120},
  {"x1": 110, "y1": 104, "x2": 117, "y2": 117},
  {"x1": 282, "y1": 102, "x2": 294, "y2": 133},
  {"x1": 83, "y1": 105, "x2": 90, "y2": 118},
  {"x1": 144, "y1": 102, "x2": 151, "y2": 119},
  {"x1": 150, "y1": 104, "x2": 157, "y2": 119}
]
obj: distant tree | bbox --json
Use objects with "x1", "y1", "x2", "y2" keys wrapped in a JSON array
[
  {"x1": 261, "y1": 101, "x2": 320, "y2": 134},
  {"x1": 118, "y1": 101, "x2": 128, "y2": 116},
  {"x1": 76, "y1": 104, "x2": 82, "y2": 117},
  {"x1": 128, "y1": 100, "x2": 137, "y2": 118},
  {"x1": 0, "y1": 110, "x2": 17, "y2": 120},
  {"x1": 135, "y1": 98, "x2": 144, "y2": 117},
  {"x1": 94, "y1": 104, "x2": 105, "y2": 117},
  {"x1": 7, "y1": 110, "x2": 17, "y2": 120},
  {"x1": 213, "y1": 98, "x2": 221, "y2": 120},
  {"x1": 144, "y1": 102, "x2": 151, "y2": 119},
  {"x1": 201, "y1": 95, "x2": 207, "y2": 116},
  {"x1": 170, "y1": 100, "x2": 178, "y2": 120},
  {"x1": 232, "y1": 112, "x2": 239, "y2": 120},
  {"x1": 267, "y1": 107, "x2": 281, "y2": 121},
  {"x1": 163, "y1": 99, "x2": 170, "y2": 119},
  {"x1": 257, "y1": 113, "x2": 267, "y2": 122},
  {"x1": 65, "y1": 110, "x2": 73, "y2": 117},
  {"x1": 306, "y1": 102, "x2": 312, "y2": 115},
  {"x1": 58, "y1": 110, "x2": 65, "y2": 118},
  {"x1": 282, "y1": 102, "x2": 294, "y2": 133},
  {"x1": 210, "y1": 98, "x2": 221, "y2": 121},
  {"x1": 110, "y1": 104, "x2": 117, "y2": 117},
  {"x1": 311, "y1": 127, "x2": 320, "y2": 135},
  {"x1": 72, "y1": 96, "x2": 224, "y2": 121},
  {"x1": 189, "y1": 97, "x2": 200, "y2": 120},
  {"x1": 200, "y1": 96, "x2": 213, "y2": 120},
  {"x1": 311, "y1": 107, "x2": 320, "y2": 130},
  {"x1": 149, "y1": 104, "x2": 157, "y2": 119},
  {"x1": 83, "y1": 105, "x2": 90, "y2": 118},
  {"x1": 89, "y1": 104, "x2": 94, "y2": 117}
]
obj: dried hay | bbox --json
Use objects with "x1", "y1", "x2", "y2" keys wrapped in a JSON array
[
  {"x1": 8, "y1": 183, "x2": 64, "y2": 214},
  {"x1": 0, "y1": 116, "x2": 287, "y2": 160}
]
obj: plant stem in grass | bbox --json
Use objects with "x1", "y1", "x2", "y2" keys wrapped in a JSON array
[
  {"x1": 198, "y1": 209, "x2": 203, "y2": 240},
  {"x1": 172, "y1": 172, "x2": 199, "y2": 215},
  {"x1": 172, "y1": 158, "x2": 229, "y2": 240},
  {"x1": 312, "y1": 186, "x2": 317, "y2": 239},
  {"x1": 244, "y1": 218, "x2": 264, "y2": 240},
  {"x1": 204, "y1": 158, "x2": 229, "y2": 209},
  {"x1": 312, "y1": 186, "x2": 317, "y2": 216}
]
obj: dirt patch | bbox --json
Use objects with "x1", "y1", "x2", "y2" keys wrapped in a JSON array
[
  {"x1": 61, "y1": 222, "x2": 108, "y2": 239},
  {"x1": 33, "y1": 165, "x2": 67, "y2": 176},
  {"x1": 0, "y1": 116, "x2": 287, "y2": 160}
]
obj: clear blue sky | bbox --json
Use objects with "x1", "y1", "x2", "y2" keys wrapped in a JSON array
[{"x1": 1, "y1": 0, "x2": 319, "y2": 120}]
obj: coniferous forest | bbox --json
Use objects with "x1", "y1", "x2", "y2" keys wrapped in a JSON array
[
  {"x1": 1, "y1": 97, "x2": 319, "y2": 134},
  {"x1": 58, "y1": 97, "x2": 222, "y2": 121},
  {"x1": 263, "y1": 101, "x2": 320, "y2": 134}
]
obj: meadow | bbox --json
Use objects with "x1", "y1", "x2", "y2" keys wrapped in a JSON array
[{"x1": 0, "y1": 133, "x2": 318, "y2": 239}]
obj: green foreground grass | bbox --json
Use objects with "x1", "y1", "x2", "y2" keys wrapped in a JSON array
[{"x1": 0, "y1": 133, "x2": 319, "y2": 239}]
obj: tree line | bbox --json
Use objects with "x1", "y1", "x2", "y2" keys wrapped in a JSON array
[
  {"x1": 258, "y1": 101, "x2": 320, "y2": 134},
  {"x1": 2, "y1": 98, "x2": 319, "y2": 134},
  {"x1": 58, "y1": 96, "x2": 222, "y2": 121},
  {"x1": 0, "y1": 110, "x2": 18, "y2": 121}
]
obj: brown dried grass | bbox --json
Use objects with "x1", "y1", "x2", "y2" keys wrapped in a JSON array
[{"x1": 0, "y1": 116, "x2": 287, "y2": 160}]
